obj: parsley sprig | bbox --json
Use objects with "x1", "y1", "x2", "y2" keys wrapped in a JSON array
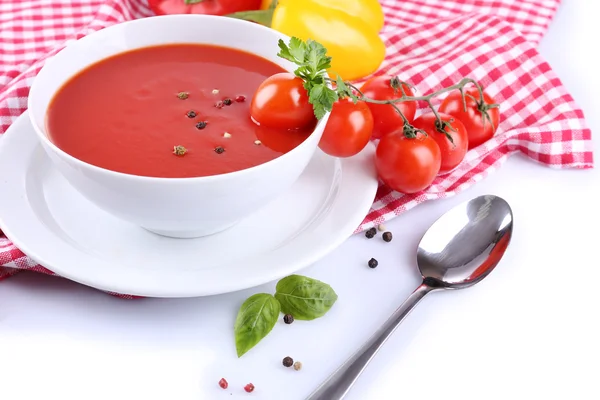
[
  {"x1": 277, "y1": 38, "x2": 339, "y2": 120},
  {"x1": 276, "y1": 37, "x2": 499, "y2": 140}
]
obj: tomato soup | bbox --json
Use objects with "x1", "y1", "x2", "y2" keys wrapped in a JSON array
[{"x1": 45, "y1": 44, "x2": 313, "y2": 178}]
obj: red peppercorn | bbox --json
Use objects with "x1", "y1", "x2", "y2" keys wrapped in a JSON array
[
  {"x1": 244, "y1": 383, "x2": 255, "y2": 393},
  {"x1": 235, "y1": 95, "x2": 246, "y2": 102},
  {"x1": 218, "y1": 378, "x2": 228, "y2": 389}
]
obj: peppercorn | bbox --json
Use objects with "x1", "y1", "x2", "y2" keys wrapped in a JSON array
[
  {"x1": 254, "y1": 140, "x2": 262, "y2": 145},
  {"x1": 215, "y1": 101, "x2": 224, "y2": 109},
  {"x1": 214, "y1": 146, "x2": 225, "y2": 154},
  {"x1": 382, "y1": 232, "x2": 393, "y2": 242},
  {"x1": 218, "y1": 378, "x2": 228, "y2": 389},
  {"x1": 173, "y1": 145, "x2": 187, "y2": 156},
  {"x1": 244, "y1": 383, "x2": 255, "y2": 393},
  {"x1": 195, "y1": 121, "x2": 207, "y2": 130},
  {"x1": 176, "y1": 91, "x2": 189, "y2": 100},
  {"x1": 283, "y1": 314, "x2": 294, "y2": 324},
  {"x1": 365, "y1": 227, "x2": 377, "y2": 239},
  {"x1": 235, "y1": 95, "x2": 246, "y2": 102},
  {"x1": 282, "y1": 356, "x2": 294, "y2": 367},
  {"x1": 368, "y1": 258, "x2": 378, "y2": 269},
  {"x1": 223, "y1": 98, "x2": 232, "y2": 106},
  {"x1": 378, "y1": 224, "x2": 386, "y2": 232},
  {"x1": 293, "y1": 361, "x2": 302, "y2": 371},
  {"x1": 186, "y1": 110, "x2": 197, "y2": 118}
]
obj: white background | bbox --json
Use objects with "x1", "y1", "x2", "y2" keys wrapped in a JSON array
[{"x1": 1, "y1": 2, "x2": 599, "y2": 399}]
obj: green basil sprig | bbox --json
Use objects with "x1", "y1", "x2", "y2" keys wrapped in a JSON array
[
  {"x1": 233, "y1": 275, "x2": 338, "y2": 357},
  {"x1": 234, "y1": 293, "x2": 281, "y2": 358}
]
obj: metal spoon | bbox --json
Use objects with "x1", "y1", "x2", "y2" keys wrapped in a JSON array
[{"x1": 307, "y1": 194, "x2": 514, "y2": 400}]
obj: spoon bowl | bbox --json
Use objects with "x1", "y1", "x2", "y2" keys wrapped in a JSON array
[
  {"x1": 308, "y1": 194, "x2": 514, "y2": 400},
  {"x1": 418, "y1": 194, "x2": 513, "y2": 288}
]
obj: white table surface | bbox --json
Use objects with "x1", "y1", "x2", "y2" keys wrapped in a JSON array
[{"x1": 2, "y1": 2, "x2": 599, "y2": 399}]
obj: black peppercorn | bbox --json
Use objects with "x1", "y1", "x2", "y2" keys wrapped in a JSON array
[
  {"x1": 282, "y1": 356, "x2": 294, "y2": 367},
  {"x1": 368, "y1": 258, "x2": 378, "y2": 269},
  {"x1": 223, "y1": 98, "x2": 232, "y2": 106},
  {"x1": 382, "y1": 232, "x2": 393, "y2": 242},
  {"x1": 196, "y1": 121, "x2": 207, "y2": 130},
  {"x1": 283, "y1": 314, "x2": 294, "y2": 324},
  {"x1": 365, "y1": 227, "x2": 377, "y2": 239},
  {"x1": 214, "y1": 146, "x2": 225, "y2": 154},
  {"x1": 186, "y1": 110, "x2": 197, "y2": 118}
]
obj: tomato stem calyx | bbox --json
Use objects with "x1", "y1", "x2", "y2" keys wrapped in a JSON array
[
  {"x1": 403, "y1": 124, "x2": 426, "y2": 140},
  {"x1": 434, "y1": 118, "x2": 456, "y2": 145},
  {"x1": 469, "y1": 92, "x2": 500, "y2": 134}
]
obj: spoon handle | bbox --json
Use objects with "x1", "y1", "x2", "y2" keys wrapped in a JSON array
[{"x1": 306, "y1": 282, "x2": 435, "y2": 400}]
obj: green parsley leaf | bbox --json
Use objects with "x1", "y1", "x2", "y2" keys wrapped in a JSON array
[
  {"x1": 305, "y1": 39, "x2": 329, "y2": 73},
  {"x1": 335, "y1": 76, "x2": 351, "y2": 99},
  {"x1": 307, "y1": 84, "x2": 324, "y2": 106},
  {"x1": 277, "y1": 39, "x2": 296, "y2": 64},
  {"x1": 277, "y1": 37, "x2": 337, "y2": 119},
  {"x1": 308, "y1": 83, "x2": 338, "y2": 120},
  {"x1": 288, "y1": 37, "x2": 307, "y2": 64}
]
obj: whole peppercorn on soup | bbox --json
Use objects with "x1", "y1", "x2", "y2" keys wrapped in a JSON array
[{"x1": 45, "y1": 44, "x2": 314, "y2": 178}]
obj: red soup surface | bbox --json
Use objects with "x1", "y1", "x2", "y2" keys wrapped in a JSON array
[{"x1": 46, "y1": 44, "x2": 314, "y2": 178}]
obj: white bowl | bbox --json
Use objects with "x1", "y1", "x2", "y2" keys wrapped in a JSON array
[{"x1": 28, "y1": 15, "x2": 330, "y2": 239}]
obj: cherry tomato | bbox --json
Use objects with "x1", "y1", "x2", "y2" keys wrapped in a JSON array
[
  {"x1": 148, "y1": 0, "x2": 262, "y2": 16},
  {"x1": 360, "y1": 75, "x2": 417, "y2": 139},
  {"x1": 375, "y1": 130, "x2": 441, "y2": 194},
  {"x1": 412, "y1": 112, "x2": 469, "y2": 174},
  {"x1": 251, "y1": 72, "x2": 315, "y2": 130},
  {"x1": 318, "y1": 99, "x2": 373, "y2": 158},
  {"x1": 438, "y1": 88, "x2": 500, "y2": 149}
]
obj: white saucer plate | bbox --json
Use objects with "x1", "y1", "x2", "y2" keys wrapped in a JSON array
[{"x1": 0, "y1": 112, "x2": 378, "y2": 297}]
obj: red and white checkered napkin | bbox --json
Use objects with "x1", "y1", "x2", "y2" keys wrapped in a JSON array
[{"x1": 0, "y1": 0, "x2": 593, "y2": 293}]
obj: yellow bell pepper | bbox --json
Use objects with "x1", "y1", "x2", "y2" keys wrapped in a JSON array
[{"x1": 257, "y1": 0, "x2": 386, "y2": 81}]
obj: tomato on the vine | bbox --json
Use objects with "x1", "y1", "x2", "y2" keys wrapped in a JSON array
[
  {"x1": 148, "y1": 0, "x2": 262, "y2": 16},
  {"x1": 359, "y1": 75, "x2": 417, "y2": 139},
  {"x1": 412, "y1": 112, "x2": 469, "y2": 174},
  {"x1": 375, "y1": 130, "x2": 441, "y2": 194},
  {"x1": 439, "y1": 88, "x2": 500, "y2": 149},
  {"x1": 250, "y1": 72, "x2": 316, "y2": 130},
  {"x1": 318, "y1": 98, "x2": 373, "y2": 158}
]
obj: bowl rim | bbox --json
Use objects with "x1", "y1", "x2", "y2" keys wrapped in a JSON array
[{"x1": 27, "y1": 14, "x2": 331, "y2": 184}]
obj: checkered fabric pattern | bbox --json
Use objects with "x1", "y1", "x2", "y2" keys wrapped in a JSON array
[{"x1": 0, "y1": 0, "x2": 593, "y2": 294}]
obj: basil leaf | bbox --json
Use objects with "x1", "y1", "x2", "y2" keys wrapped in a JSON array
[
  {"x1": 234, "y1": 293, "x2": 280, "y2": 357},
  {"x1": 275, "y1": 275, "x2": 338, "y2": 320}
]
